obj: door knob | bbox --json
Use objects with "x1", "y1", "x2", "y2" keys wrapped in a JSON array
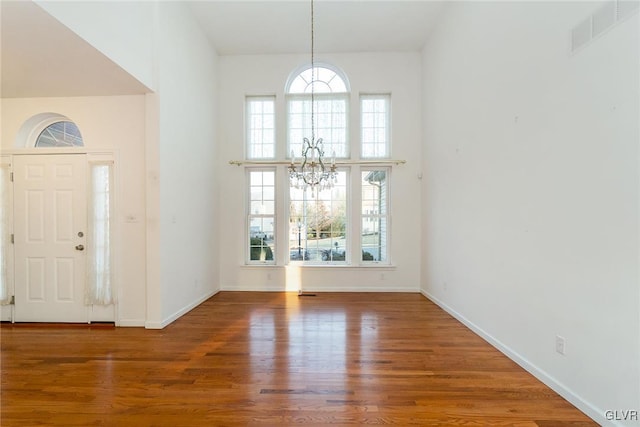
[{"x1": 75, "y1": 244, "x2": 85, "y2": 251}]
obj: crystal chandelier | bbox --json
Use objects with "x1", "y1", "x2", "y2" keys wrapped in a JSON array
[{"x1": 288, "y1": 0, "x2": 337, "y2": 192}]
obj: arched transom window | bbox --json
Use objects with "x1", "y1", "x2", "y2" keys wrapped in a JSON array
[
  {"x1": 14, "y1": 113, "x2": 85, "y2": 148},
  {"x1": 286, "y1": 65, "x2": 349, "y2": 159},
  {"x1": 287, "y1": 66, "x2": 348, "y2": 94},
  {"x1": 36, "y1": 121, "x2": 84, "y2": 148}
]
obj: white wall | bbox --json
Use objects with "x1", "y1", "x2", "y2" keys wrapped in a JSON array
[
  {"x1": 35, "y1": 0, "x2": 155, "y2": 91},
  {"x1": 21, "y1": 1, "x2": 221, "y2": 328},
  {"x1": 422, "y1": 2, "x2": 639, "y2": 426},
  {"x1": 1, "y1": 95, "x2": 148, "y2": 325},
  {"x1": 149, "y1": 1, "x2": 220, "y2": 327},
  {"x1": 218, "y1": 52, "x2": 422, "y2": 292}
]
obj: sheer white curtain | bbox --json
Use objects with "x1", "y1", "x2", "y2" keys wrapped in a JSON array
[
  {"x1": 0, "y1": 164, "x2": 10, "y2": 305},
  {"x1": 86, "y1": 163, "x2": 114, "y2": 305}
]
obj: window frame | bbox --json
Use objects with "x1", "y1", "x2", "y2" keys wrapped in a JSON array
[
  {"x1": 360, "y1": 94, "x2": 391, "y2": 159},
  {"x1": 360, "y1": 167, "x2": 391, "y2": 265},
  {"x1": 286, "y1": 92, "x2": 350, "y2": 160},
  {"x1": 87, "y1": 161, "x2": 115, "y2": 305},
  {"x1": 246, "y1": 168, "x2": 277, "y2": 265},
  {"x1": 286, "y1": 64, "x2": 350, "y2": 94},
  {"x1": 35, "y1": 121, "x2": 84, "y2": 148},
  {"x1": 245, "y1": 95, "x2": 276, "y2": 160},
  {"x1": 240, "y1": 63, "x2": 397, "y2": 268},
  {"x1": 0, "y1": 160, "x2": 12, "y2": 305},
  {"x1": 286, "y1": 65, "x2": 350, "y2": 161},
  {"x1": 288, "y1": 167, "x2": 350, "y2": 265}
]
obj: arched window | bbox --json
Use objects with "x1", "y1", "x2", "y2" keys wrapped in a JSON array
[
  {"x1": 15, "y1": 113, "x2": 84, "y2": 148},
  {"x1": 35, "y1": 121, "x2": 84, "y2": 148},
  {"x1": 286, "y1": 64, "x2": 350, "y2": 264},
  {"x1": 287, "y1": 65, "x2": 348, "y2": 94},
  {"x1": 286, "y1": 64, "x2": 349, "y2": 159}
]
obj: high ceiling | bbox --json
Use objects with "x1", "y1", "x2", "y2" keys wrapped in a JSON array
[
  {"x1": 1, "y1": 1, "x2": 447, "y2": 98},
  {"x1": 187, "y1": 1, "x2": 447, "y2": 55},
  {"x1": 0, "y1": 1, "x2": 150, "y2": 98}
]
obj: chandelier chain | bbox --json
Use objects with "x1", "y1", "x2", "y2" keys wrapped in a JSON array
[
  {"x1": 310, "y1": 0, "x2": 315, "y2": 142},
  {"x1": 288, "y1": 0, "x2": 337, "y2": 193}
]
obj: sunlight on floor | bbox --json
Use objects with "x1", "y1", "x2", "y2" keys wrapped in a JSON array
[{"x1": 285, "y1": 264, "x2": 302, "y2": 292}]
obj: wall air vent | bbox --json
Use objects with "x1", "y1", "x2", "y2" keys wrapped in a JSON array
[
  {"x1": 617, "y1": 0, "x2": 640, "y2": 20},
  {"x1": 592, "y1": 2, "x2": 616, "y2": 37},
  {"x1": 570, "y1": 0, "x2": 638, "y2": 55},
  {"x1": 571, "y1": 17, "x2": 592, "y2": 53}
]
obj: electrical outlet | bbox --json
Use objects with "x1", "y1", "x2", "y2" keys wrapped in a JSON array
[{"x1": 555, "y1": 335, "x2": 566, "y2": 355}]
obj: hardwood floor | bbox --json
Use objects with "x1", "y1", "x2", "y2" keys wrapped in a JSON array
[{"x1": 1, "y1": 292, "x2": 596, "y2": 426}]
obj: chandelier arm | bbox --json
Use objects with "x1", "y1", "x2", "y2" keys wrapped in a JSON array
[{"x1": 317, "y1": 150, "x2": 326, "y2": 170}]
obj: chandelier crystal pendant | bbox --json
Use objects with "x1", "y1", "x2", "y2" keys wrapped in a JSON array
[
  {"x1": 288, "y1": 0, "x2": 337, "y2": 192},
  {"x1": 288, "y1": 140, "x2": 337, "y2": 191}
]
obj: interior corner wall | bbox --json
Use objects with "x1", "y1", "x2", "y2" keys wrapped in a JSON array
[
  {"x1": 421, "y1": 2, "x2": 639, "y2": 426},
  {"x1": 150, "y1": 1, "x2": 219, "y2": 328}
]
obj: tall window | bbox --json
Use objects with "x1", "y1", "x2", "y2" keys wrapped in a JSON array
[
  {"x1": 87, "y1": 163, "x2": 114, "y2": 305},
  {"x1": 287, "y1": 66, "x2": 349, "y2": 159},
  {"x1": 248, "y1": 169, "x2": 276, "y2": 264},
  {"x1": 361, "y1": 95, "x2": 390, "y2": 158},
  {"x1": 0, "y1": 164, "x2": 10, "y2": 304},
  {"x1": 287, "y1": 66, "x2": 350, "y2": 264},
  {"x1": 289, "y1": 171, "x2": 347, "y2": 263},
  {"x1": 361, "y1": 170, "x2": 389, "y2": 262},
  {"x1": 242, "y1": 63, "x2": 394, "y2": 267},
  {"x1": 246, "y1": 97, "x2": 275, "y2": 159}
]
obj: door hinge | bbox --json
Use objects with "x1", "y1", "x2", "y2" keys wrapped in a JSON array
[
  {"x1": 9, "y1": 295, "x2": 15, "y2": 305},
  {"x1": 10, "y1": 234, "x2": 14, "y2": 244},
  {"x1": 10, "y1": 172, "x2": 13, "y2": 182}
]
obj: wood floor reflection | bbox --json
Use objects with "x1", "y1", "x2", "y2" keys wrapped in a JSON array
[{"x1": 1, "y1": 292, "x2": 596, "y2": 426}]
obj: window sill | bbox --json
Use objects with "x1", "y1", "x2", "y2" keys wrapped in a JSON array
[{"x1": 242, "y1": 264, "x2": 396, "y2": 269}]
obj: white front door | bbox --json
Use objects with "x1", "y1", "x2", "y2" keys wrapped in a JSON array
[{"x1": 13, "y1": 154, "x2": 88, "y2": 322}]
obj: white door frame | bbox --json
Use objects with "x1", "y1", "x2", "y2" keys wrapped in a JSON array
[{"x1": 2, "y1": 149, "x2": 118, "y2": 324}]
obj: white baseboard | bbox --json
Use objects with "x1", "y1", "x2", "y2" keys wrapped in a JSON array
[
  {"x1": 116, "y1": 319, "x2": 146, "y2": 327},
  {"x1": 420, "y1": 289, "x2": 611, "y2": 427},
  {"x1": 301, "y1": 285, "x2": 419, "y2": 292},
  {"x1": 145, "y1": 289, "x2": 219, "y2": 330},
  {"x1": 0, "y1": 305, "x2": 13, "y2": 322},
  {"x1": 221, "y1": 284, "x2": 287, "y2": 292},
  {"x1": 221, "y1": 284, "x2": 419, "y2": 293}
]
